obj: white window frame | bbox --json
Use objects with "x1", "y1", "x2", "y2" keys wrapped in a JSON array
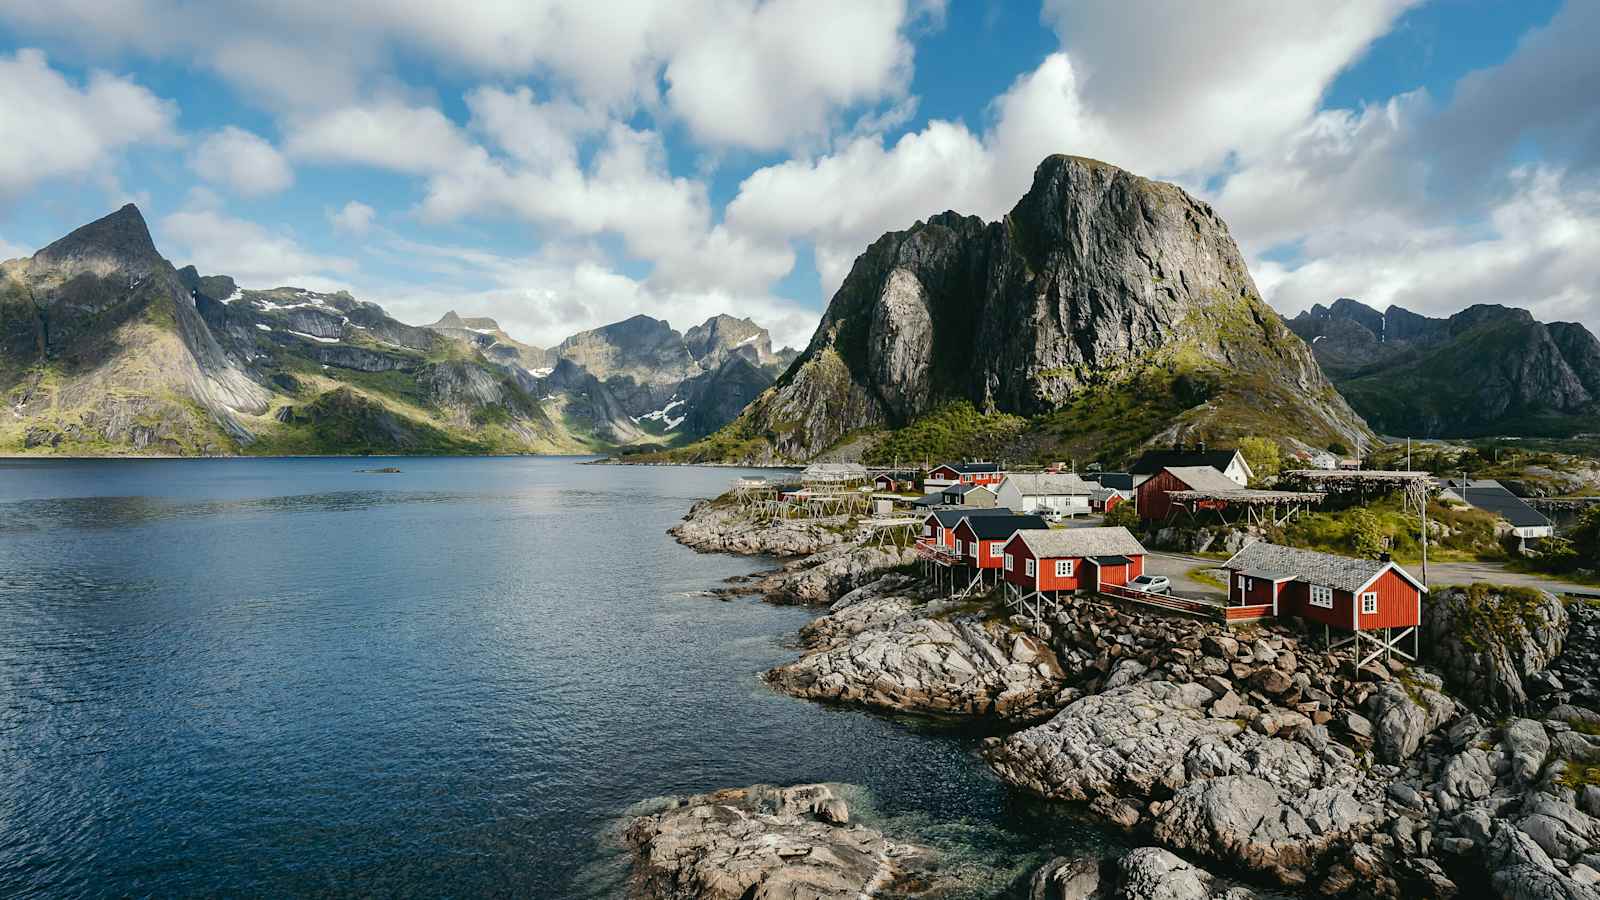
[
  {"x1": 956, "y1": 539, "x2": 965, "y2": 557},
  {"x1": 1310, "y1": 585, "x2": 1334, "y2": 609},
  {"x1": 1025, "y1": 558, "x2": 1036, "y2": 577},
  {"x1": 1004, "y1": 553, "x2": 1014, "y2": 570},
  {"x1": 1237, "y1": 575, "x2": 1246, "y2": 591},
  {"x1": 989, "y1": 543, "x2": 1002, "y2": 559},
  {"x1": 1361, "y1": 592, "x2": 1378, "y2": 614},
  {"x1": 1246, "y1": 577, "x2": 1255, "y2": 591},
  {"x1": 1055, "y1": 559, "x2": 1073, "y2": 578}
]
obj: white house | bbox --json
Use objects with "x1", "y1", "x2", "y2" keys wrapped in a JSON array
[{"x1": 994, "y1": 473, "x2": 1093, "y2": 517}]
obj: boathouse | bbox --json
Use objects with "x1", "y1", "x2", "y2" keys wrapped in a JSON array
[
  {"x1": 924, "y1": 462, "x2": 1005, "y2": 490},
  {"x1": 1001, "y1": 526, "x2": 1148, "y2": 597},
  {"x1": 1221, "y1": 540, "x2": 1424, "y2": 664},
  {"x1": 919, "y1": 507, "x2": 1015, "y2": 548}
]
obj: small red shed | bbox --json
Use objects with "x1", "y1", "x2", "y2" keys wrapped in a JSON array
[{"x1": 1001, "y1": 526, "x2": 1148, "y2": 597}]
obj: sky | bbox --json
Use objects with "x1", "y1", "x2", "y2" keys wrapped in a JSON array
[{"x1": 0, "y1": 0, "x2": 1596, "y2": 351}]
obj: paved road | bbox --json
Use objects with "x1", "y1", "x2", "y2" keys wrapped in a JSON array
[{"x1": 1143, "y1": 550, "x2": 1599, "y2": 600}]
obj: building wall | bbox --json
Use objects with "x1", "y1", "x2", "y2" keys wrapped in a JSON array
[
  {"x1": 953, "y1": 522, "x2": 1009, "y2": 569},
  {"x1": 1228, "y1": 572, "x2": 1280, "y2": 607},
  {"x1": 1356, "y1": 568, "x2": 1422, "y2": 629},
  {"x1": 1136, "y1": 469, "x2": 1189, "y2": 521}
]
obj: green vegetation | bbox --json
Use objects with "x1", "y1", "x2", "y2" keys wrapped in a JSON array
[
  {"x1": 1520, "y1": 507, "x2": 1600, "y2": 577},
  {"x1": 1237, "y1": 436, "x2": 1281, "y2": 486},
  {"x1": 1103, "y1": 502, "x2": 1139, "y2": 530},
  {"x1": 1273, "y1": 495, "x2": 1504, "y2": 563},
  {"x1": 1556, "y1": 761, "x2": 1600, "y2": 790},
  {"x1": 864, "y1": 401, "x2": 1027, "y2": 466}
]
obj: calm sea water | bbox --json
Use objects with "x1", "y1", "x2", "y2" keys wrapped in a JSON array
[{"x1": 0, "y1": 457, "x2": 1116, "y2": 898}]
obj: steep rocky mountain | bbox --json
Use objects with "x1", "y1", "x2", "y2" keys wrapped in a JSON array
[
  {"x1": 666, "y1": 154, "x2": 1371, "y2": 465},
  {"x1": 1289, "y1": 299, "x2": 1600, "y2": 437},
  {"x1": 425, "y1": 310, "x2": 557, "y2": 372}
]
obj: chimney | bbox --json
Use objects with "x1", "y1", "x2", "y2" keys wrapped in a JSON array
[{"x1": 1379, "y1": 551, "x2": 1392, "y2": 563}]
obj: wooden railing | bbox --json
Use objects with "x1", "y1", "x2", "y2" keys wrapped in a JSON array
[
  {"x1": 1224, "y1": 604, "x2": 1275, "y2": 622},
  {"x1": 913, "y1": 542, "x2": 961, "y2": 566},
  {"x1": 1098, "y1": 584, "x2": 1274, "y2": 627}
]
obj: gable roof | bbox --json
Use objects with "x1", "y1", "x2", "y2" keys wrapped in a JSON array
[
  {"x1": 1091, "y1": 472, "x2": 1135, "y2": 491},
  {"x1": 925, "y1": 508, "x2": 1015, "y2": 527},
  {"x1": 1129, "y1": 449, "x2": 1250, "y2": 478},
  {"x1": 943, "y1": 483, "x2": 996, "y2": 496},
  {"x1": 1161, "y1": 466, "x2": 1246, "y2": 493},
  {"x1": 932, "y1": 462, "x2": 1000, "y2": 475},
  {"x1": 957, "y1": 514, "x2": 1049, "y2": 540},
  {"x1": 1001, "y1": 473, "x2": 1093, "y2": 495},
  {"x1": 1222, "y1": 540, "x2": 1425, "y2": 594},
  {"x1": 1009, "y1": 526, "x2": 1147, "y2": 558},
  {"x1": 1445, "y1": 479, "x2": 1552, "y2": 529}
]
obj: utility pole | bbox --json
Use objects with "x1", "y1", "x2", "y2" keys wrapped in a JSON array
[{"x1": 1406, "y1": 437, "x2": 1411, "y2": 472}]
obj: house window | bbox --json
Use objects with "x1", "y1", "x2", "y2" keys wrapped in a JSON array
[
  {"x1": 1237, "y1": 575, "x2": 1246, "y2": 591},
  {"x1": 989, "y1": 543, "x2": 1002, "y2": 559},
  {"x1": 956, "y1": 539, "x2": 965, "y2": 557},
  {"x1": 1004, "y1": 553, "x2": 1014, "y2": 570},
  {"x1": 1025, "y1": 559, "x2": 1036, "y2": 577},
  {"x1": 922, "y1": 525, "x2": 932, "y2": 537},
  {"x1": 1055, "y1": 560, "x2": 1073, "y2": 578},
  {"x1": 1310, "y1": 585, "x2": 1334, "y2": 609},
  {"x1": 1361, "y1": 592, "x2": 1378, "y2": 614},
  {"x1": 1246, "y1": 577, "x2": 1255, "y2": 591}
]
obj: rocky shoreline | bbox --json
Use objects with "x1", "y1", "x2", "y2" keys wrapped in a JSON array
[{"x1": 629, "y1": 495, "x2": 1600, "y2": 899}]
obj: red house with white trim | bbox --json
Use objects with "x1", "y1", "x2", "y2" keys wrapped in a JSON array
[
  {"x1": 1001, "y1": 527, "x2": 1148, "y2": 597},
  {"x1": 951, "y1": 514, "x2": 1048, "y2": 573},
  {"x1": 1135, "y1": 465, "x2": 1242, "y2": 522},
  {"x1": 1221, "y1": 540, "x2": 1425, "y2": 661},
  {"x1": 918, "y1": 507, "x2": 1014, "y2": 548},
  {"x1": 924, "y1": 462, "x2": 1005, "y2": 490}
]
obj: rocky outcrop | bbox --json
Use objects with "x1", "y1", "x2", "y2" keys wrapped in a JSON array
[
  {"x1": 766, "y1": 586, "x2": 1070, "y2": 720},
  {"x1": 702, "y1": 154, "x2": 1371, "y2": 462},
  {"x1": 670, "y1": 500, "x2": 845, "y2": 557},
  {"x1": 1365, "y1": 673, "x2": 1457, "y2": 763},
  {"x1": 1115, "y1": 847, "x2": 1255, "y2": 900},
  {"x1": 621, "y1": 784, "x2": 940, "y2": 900},
  {"x1": 1422, "y1": 584, "x2": 1567, "y2": 713}
]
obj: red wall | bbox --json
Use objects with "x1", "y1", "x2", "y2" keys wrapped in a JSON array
[
  {"x1": 1228, "y1": 572, "x2": 1281, "y2": 607},
  {"x1": 1136, "y1": 469, "x2": 1187, "y2": 521},
  {"x1": 1356, "y1": 569, "x2": 1422, "y2": 629},
  {"x1": 953, "y1": 520, "x2": 1007, "y2": 570},
  {"x1": 1001, "y1": 536, "x2": 1144, "y2": 592}
]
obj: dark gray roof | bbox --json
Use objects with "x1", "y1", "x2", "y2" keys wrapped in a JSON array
[
  {"x1": 1091, "y1": 472, "x2": 1135, "y2": 491},
  {"x1": 1130, "y1": 449, "x2": 1244, "y2": 476},
  {"x1": 943, "y1": 483, "x2": 994, "y2": 496},
  {"x1": 959, "y1": 514, "x2": 1049, "y2": 540},
  {"x1": 1447, "y1": 479, "x2": 1552, "y2": 529},
  {"x1": 912, "y1": 490, "x2": 945, "y2": 507},
  {"x1": 935, "y1": 462, "x2": 1000, "y2": 474},
  {"x1": 925, "y1": 508, "x2": 1015, "y2": 527},
  {"x1": 1222, "y1": 541, "x2": 1422, "y2": 594}
]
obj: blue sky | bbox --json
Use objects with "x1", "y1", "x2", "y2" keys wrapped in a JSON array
[{"x1": 0, "y1": 1, "x2": 1596, "y2": 349}]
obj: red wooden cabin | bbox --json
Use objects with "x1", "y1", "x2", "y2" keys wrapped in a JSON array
[
  {"x1": 1222, "y1": 541, "x2": 1425, "y2": 664},
  {"x1": 925, "y1": 462, "x2": 1005, "y2": 490},
  {"x1": 918, "y1": 507, "x2": 1014, "y2": 548},
  {"x1": 952, "y1": 514, "x2": 1048, "y2": 571},
  {"x1": 1001, "y1": 527, "x2": 1148, "y2": 596},
  {"x1": 1135, "y1": 465, "x2": 1242, "y2": 521}
]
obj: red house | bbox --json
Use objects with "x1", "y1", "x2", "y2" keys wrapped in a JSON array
[
  {"x1": 1001, "y1": 526, "x2": 1148, "y2": 598},
  {"x1": 925, "y1": 462, "x2": 1005, "y2": 490},
  {"x1": 918, "y1": 507, "x2": 1014, "y2": 548},
  {"x1": 951, "y1": 514, "x2": 1048, "y2": 574},
  {"x1": 1221, "y1": 541, "x2": 1425, "y2": 662},
  {"x1": 1135, "y1": 465, "x2": 1243, "y2": 521}
]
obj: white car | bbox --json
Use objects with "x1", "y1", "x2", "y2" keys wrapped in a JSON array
[{"x1": 1128, "y1": 574, "x2": 1171, "y2": 595}]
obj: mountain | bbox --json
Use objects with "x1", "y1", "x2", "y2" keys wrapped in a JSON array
[
  {"x1": 1288, "y1": 299, "x2": 1600, "y2": 437},
  {"x1": 0, "y1": 205, "x2": 786, "y2": 455},
  {"x1": 664, "y1": 155, "x2": 1371, "y2": 466}
]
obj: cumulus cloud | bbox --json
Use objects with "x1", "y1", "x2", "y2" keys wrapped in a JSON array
[
  {"x1": 328, "y1": 201, "x2": 376, "y2": 236},
  {"x1": 285, "y1": 101, "x2": 476, "y2": 174},
  {"x1": 0, "y1": 48, "x2": 177, "y2": 198},
  {"x1": 189, "y1": 126, "x2": 293, "y2": 196},
  {"x1": 160, "y1": 208, "x2": 355, "y2": 291}
]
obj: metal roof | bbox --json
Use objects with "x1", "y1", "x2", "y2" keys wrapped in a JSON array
[
  {"x1": 1129, "y1": 449, "x2": 1247, "y2": 476},
  {"x1": 1446, "y1": 479, "x2": 1552, "y2": 530},
  {"x1": 1222, "y1": 540, "x2": 1424, "y2": 594},
  {"x1": 924, "y1": 508, "x2": 1016, "y2": 527},
  {"x1": 958, "y1": 514, "x2": 1049, "y2": 540},
  {"x1": 1011, "y1": 526, "x2": 1147, "y2": 558},
  {"x1": 1162, "y1": 466, "x2": 1247, "y2": 493},
  {"x1": 932, "y1": 461, "x2": 1000, "y2": 474},
  {"x1": 1001, "y1": 473, "x2": 1094, "y2": 495}
]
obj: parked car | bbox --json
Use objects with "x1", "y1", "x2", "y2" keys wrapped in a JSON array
[{"x1": 1128, "y1": 574, "x2": 1171, "y2": 595}]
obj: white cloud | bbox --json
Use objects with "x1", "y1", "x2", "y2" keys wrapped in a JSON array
[
  {"x1": 329, "y1": 201, "x2": 376, "y2": 235},
  {"x1": 285, "y1": 100, "x2": 476, "y2": 174},
  {"x1": 160, "y1": 208, "x2": 355, "y2": 290},
  {"x1": 367, "y1": 238, "x2": 817, "y2": 350},
  {"x1": 0, "y1": 48, "x2": 177, "y2": 197},
  {"x1": 189, "y1": 126, "x2": 293, "y2": 196}
]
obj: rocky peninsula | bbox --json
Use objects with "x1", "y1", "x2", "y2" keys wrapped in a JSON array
[{"x1": 640, "y1": 493, "x2": 1600, "y2": 899}]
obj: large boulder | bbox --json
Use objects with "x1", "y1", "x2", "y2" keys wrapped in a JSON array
[
  {"x1": 1365, "y1": 672, "x2": 1457, "y2": 763},
  {"x1": 1115, "y1": 847, "x2": 1255, "y2": 900},
  {"x1": 1422, "y1": 584, "x2": 1566, "y2": 713},
  {"x1": 622, "y1": 784, "x2": 941, "y2": 899}
]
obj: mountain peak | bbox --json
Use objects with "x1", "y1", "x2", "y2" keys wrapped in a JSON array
[{"x1": 33, "y1": 203, "x2": 163, "y2": 276}]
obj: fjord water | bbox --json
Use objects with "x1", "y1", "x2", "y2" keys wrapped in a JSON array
[{"x1": 0, "y1": 457, "x2": 1111, "y2": 898}]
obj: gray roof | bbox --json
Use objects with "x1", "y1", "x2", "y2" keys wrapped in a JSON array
[
  {"x1": 925, "y1": 507, "x2": 1015, "y2": 527},
  {"x1": 935, "y1": 461, "x2": 1000, "y2": 474},
  {"x1": 960, "y1": 514, "x2": 1050, "y2": 540},
  {"x1": 1222, "y1": 541, "x2": 1422, "y2": 594},
  {"x1": 1129, "y1": 449, "x2": 1248, "y2": 476},
  {"x1": 1446, "y1": 479, "x2": 1552, "y2": 530},
  {"x1": 1012, "y1": 527, "x2": 1147, "y2": 558},
  {"x1": 944, "y1": 482, "x2": 994, "y2": 496},
  {"x1": 1002, "y1": 473, "x2": 1093, "y2": 496},
  {"x1": 1163, "y1": 466, "x2": 1246, "y2": 493}
]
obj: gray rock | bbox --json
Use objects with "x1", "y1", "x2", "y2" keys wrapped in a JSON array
[
  {"x1": 1421, "y1": 585, "x2": 1567, "y2": 714},
  {"x1": 1506, "y1": 718, "x2": 1553, "y2": 785},
  {"x1": 1115, "y1": 847, "x2": 1254, "y2": 900},
  {"x1": 1029, "y1": 856, "x2": 1101, "y2": 900},
  {"x1": 1365, "y1": 673, "x2": 1456, "y2": 764}
]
